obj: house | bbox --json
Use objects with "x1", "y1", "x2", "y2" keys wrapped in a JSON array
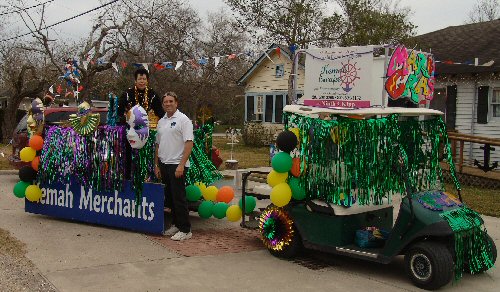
[
  {"x1": 410, "y1": 19, "x2": 500, "y2": 165},
  {"x1": 238, "y1": 44, "x2": 305, "y2": 124},
  {"x1": 237, "y1": 44, "x2": 305, "y2": 145}
]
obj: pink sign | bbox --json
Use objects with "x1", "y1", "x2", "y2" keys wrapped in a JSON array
[{"x1": 304, "y1": 99, "x2": 371, "y2": 108}]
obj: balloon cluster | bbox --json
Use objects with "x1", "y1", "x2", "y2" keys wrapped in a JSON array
[
  {"x1": 186, "y1": 182, "x2": 256, "y2": 222},
  {"x1": 267, "y1": 130, "x2": 306, "y2": 207},
  {"x1": 13, "y1": 135, "x2": 44, "y2": 202}
]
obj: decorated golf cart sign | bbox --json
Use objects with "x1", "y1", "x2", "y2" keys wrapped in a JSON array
[
  {"x1": 254, "y1": 104, "x2": 496, "y2": 290},
  {"x1": 300, "y1": 45, "x2": 435, "y2": 108}
]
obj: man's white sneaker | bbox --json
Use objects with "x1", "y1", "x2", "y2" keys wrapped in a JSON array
[
  {"x1": 171, "y1": 231, "x2": 192, "y2": 241},
  {"x1": 163, "y1": 225, "x2": 179, "y2": 236}
]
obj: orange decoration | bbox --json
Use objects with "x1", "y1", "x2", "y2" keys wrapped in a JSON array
[
  {"x1": 216, "y1": 186, "x2": 235, "y2": 203},
  {"x1": 290, "y1": 157, "x2": 301, "y2": 177},
  {"x1": 29, "y1": 135, "x2": 44, "y2": 151},
  {"x1": 31, "y1": 156, "x2": 40, "y2": 171}
]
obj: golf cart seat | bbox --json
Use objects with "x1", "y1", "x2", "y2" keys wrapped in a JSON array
[{"x1": 306, "y1": 198, "x2": 392, "y2": 216}]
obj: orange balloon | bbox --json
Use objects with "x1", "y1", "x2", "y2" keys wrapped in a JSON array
[
  {"x1": 216, "y1": 186, "x2": 235, "y2": 203},
  {"x1": 31, "y1": 156, "x2": 40, "y2": 171},
  {"x1": 29, "y1": 135, "x2": 44, "y2": 151},
  {"x1": 290, "y1": 157, "x2": 301, "y2": 177}
]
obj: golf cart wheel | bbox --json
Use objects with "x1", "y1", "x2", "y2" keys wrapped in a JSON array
[
  {"x1": 259, "y1": 206, "x2": 302, "y2": 259},
  {"x1": 405, "y1": 241, "x2": 453, "y2": 290}
]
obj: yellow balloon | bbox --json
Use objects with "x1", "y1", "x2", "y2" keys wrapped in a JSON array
[
  {"x1": 202, "y1": 186, "x2": 218, "y2": 202},
  {"x1": 267, "y1": 170, "x2": 288, "y2": 187},
  {"x1": 20, "y1": 146, "x2": 36, "y2": 162},
  {"x1": 226, "y1": 205, "x2": 242, "y2": 222},
  {"x1": 290, "y1": 128, "x2": 300, "y2": 143},
  {"x1": 270, "y1": 183, "x2": 292, "y2": 207},
  {"x1": 25, "y1": 185, "x2": 42, "y2": 202},
  {"x1": 194, "y1": 182, "x2": 207, "y2": 194}
]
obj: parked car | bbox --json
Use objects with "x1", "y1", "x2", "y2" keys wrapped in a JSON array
[{"x1": 9, "y1": 106, "x2": 108, "y2": 169}]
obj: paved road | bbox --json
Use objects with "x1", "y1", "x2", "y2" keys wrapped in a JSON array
[{"x1": 0, "y1": 173, "x2": 498, "y2": 291}]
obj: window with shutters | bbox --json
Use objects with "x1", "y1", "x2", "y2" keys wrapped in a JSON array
[{"x1": 492, "y1": 88, "x2": 500, "y2": 118}]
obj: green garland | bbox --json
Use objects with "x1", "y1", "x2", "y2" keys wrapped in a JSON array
[
  {"x1": 440, "y1": 207, "x2": 495, "y2": 280},
  {"x1": 283, "y1": 112, "x2": 461, "y2": 206}
]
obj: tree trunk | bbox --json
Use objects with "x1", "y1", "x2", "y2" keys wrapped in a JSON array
[{"x1": 1, "y1": 100, "x2": 22, "y2": 143}]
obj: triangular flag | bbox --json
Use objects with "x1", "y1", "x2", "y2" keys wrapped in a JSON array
[
  {"x1": 121, "y1": 61, "x2": 127, "y2": 69},
  {"x1": 189, "y1": 59, "x2": 200, "y2": 69},
  {"x1": 276, "y1": 47, "x2": 281, "y2": 59},
  {"x1": 112, "y1": 63, "x2": 118, "y2": 72},
  {"x1": 142, "y1": 63, "x2": 149, "y2": 72},
  {"x1": 78, "y1": 85, "x2": 84, "y2": 92},
  {"x1": 482, "y1": 60, "x2": 494, "y2": 66},
  {"x1": 175, "y1": 61, "x2": 183, "y2": 70},
  {"x1": 82, "y1": 61, "x2": 89, "y2": 70},
  {"x1": 213, "y1": 56, "x2": 220, "y2": 68},
  {"x1": 198, "y1": 58, "x2": 208, "y2": 65},
  {"x1": 56, "y1": 85, "x2": 63, "y2": 94},
  {"x1": 49, "y1": 85, "x2": 54, "y2": 94},
  {"x1": 153, "y1": 63, "x2": 165, "y2": 71},
  {"x1": 163, "y1": 62, "x2": 174, "y2": 69}
]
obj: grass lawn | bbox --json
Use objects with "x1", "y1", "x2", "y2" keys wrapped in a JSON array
[
  {"x1": 445, "y1": 184, "x2": 500, "y2": 217},
  {"x1": 212, "y1": 136, "x2": 270, "y2": 170}
]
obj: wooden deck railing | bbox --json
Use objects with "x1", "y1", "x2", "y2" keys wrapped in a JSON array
[{"x1": 447, "y1": 132, "x2": 500, "y2": 173}]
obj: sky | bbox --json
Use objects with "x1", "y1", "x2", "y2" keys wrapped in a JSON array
[{"x1": 1, "y1": 0, "x2": 481, "y2": 41}]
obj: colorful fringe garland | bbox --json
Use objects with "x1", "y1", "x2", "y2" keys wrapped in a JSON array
[
  {"x1": 38, "y1": 125, "x2": 126, "y2": 192},
  {"x1": 39, "y1": 122, "x2": 222, "y2": 205},
  {"x1": 440, "y1": 207, "x2": 495, "y2": 280},
  {"x1": 283, "y1": 112, "x2": 461, "y2": 206}
]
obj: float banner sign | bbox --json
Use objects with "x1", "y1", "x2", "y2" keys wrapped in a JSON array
[
  {"x1": 303, "y1": 46, "x2": 376, "y2": 108},
  {"x1": 25, "y1": 179, "x2": 164, "y2": 234}
]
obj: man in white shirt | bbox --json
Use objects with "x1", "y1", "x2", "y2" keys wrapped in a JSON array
[{"x1": 154, "y1": 92, "x2": 193, "y2": 241}]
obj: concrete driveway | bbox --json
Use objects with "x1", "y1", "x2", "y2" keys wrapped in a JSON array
[{"x1": 0, "y1": 173, "x2": 498, "y2": 291}]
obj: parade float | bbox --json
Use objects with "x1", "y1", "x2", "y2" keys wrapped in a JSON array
[
  {"x1": 11, "y1": 60, "x2": 233, "y2": 234},
  {"x1": 240, "y1": 45, "x2": 496, "y2": 290}
]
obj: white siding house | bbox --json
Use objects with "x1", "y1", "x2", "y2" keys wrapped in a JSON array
[{"x1": 413, "y1": 19, "x2": 500, "y2": 166}]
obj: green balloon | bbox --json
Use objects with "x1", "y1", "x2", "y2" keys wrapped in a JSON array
[
  {"x1": 186, "y1": 185, "x2": 202, "y2": 202},
  {"x1": 13, "y1": 181, "x2": 30, "y2": 198},
  {"x1": 238, "y1": 196, "x2": 257, "y2": 214},
  {"x1": 271, "y1": 152, "x2": 293, "y2": 173},
  {"x1": 212, "y1": 202, "x2": 229, "y2": 219},
  {"x1": 289, "y1": 177, "x2": 306, "y2": 200},
  {"x1": 198, "y1": 201, "x2": 214, "y2": 219}
]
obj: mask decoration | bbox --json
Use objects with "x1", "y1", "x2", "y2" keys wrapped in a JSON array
[
  {"x1": 69, "y1": 101, "x2": 100, "y2": 135},
  {"x1": 27, "y1": 98, "x2": 45, "y2": 136},
  {"x1": 126, "y1": 105, "x2": 150, "y2": 149}
]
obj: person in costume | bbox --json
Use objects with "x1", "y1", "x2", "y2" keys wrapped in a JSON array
[
  {"x1": 118, "y1": 68, "x2": 164, "y2": 128},
  {"x1": 154, "y1": 92, "x2": 193, "y2": 241},
  {"x1": 119, "y1": 68, "x2": 164, "y2": 179}
]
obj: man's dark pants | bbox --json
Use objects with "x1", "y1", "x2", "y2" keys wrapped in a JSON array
[{"x1": 158, "y1": 163, "x2": 191, "y2": 233}]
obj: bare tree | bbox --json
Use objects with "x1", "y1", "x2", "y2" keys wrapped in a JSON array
[{"x1": 467, "y1": 0, "x2": 499, "y2": 23}]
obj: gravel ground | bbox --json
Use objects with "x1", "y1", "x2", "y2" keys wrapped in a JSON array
[{"x1": 0, "y1": 229, "x2": 56, "y2": 292}]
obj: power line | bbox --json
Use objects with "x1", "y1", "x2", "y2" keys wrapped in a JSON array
[
  {"x1": 0, "y1": 0, "x2": 56, "y2": 16},
  {"x1": 0, "y1": 0, "x2": 120, "y2": 42}
]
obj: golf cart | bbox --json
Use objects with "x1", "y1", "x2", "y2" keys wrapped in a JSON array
[{"x1": 242, "y1": 104, "x2": 496, "y2": 290}]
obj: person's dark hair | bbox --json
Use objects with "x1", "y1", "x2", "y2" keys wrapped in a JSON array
[
  {"x1": 134, "y1": 68, "x2": 149, "y2": 80},
  {"x1": 162, "y1": 91, "x2": 178, "y2": 102}
]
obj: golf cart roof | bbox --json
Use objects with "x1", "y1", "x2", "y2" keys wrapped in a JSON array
[{"x1": 283, "y1": 104, "x2": 444, "y2": 118}]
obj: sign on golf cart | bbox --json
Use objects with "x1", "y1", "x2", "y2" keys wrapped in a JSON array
[{"x1": 301, "y1": 45, "x2": 435, "y2": 108}]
